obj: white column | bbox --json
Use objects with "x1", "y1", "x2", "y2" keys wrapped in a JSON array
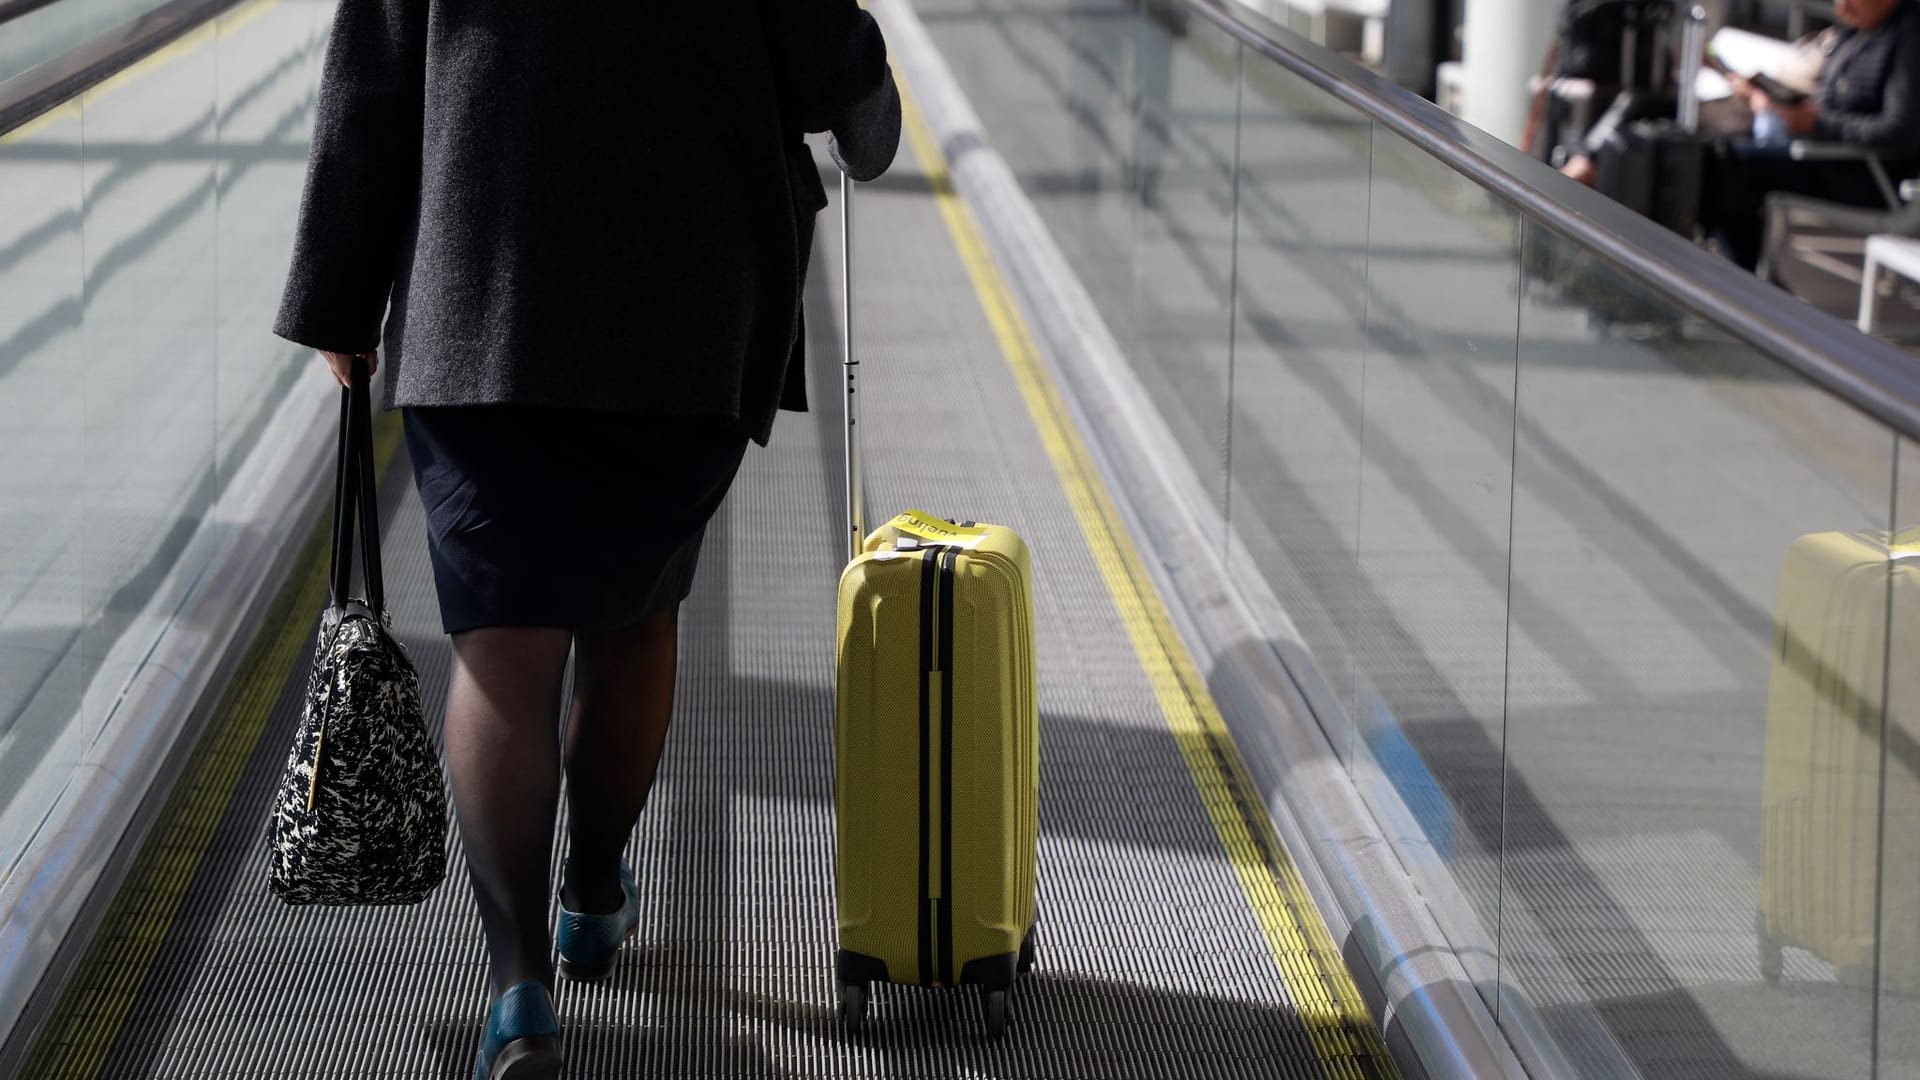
[{"x1": 1460, "y1": 0, "x2": 1559, "y2": 148}]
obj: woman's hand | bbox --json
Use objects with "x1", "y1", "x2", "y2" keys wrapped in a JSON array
[
  {"x1": 319, "y1": 350, "x2": 378, "y2": 388},
  {"x1": 1560, "y1": 153, "x2": 1598, "y2": 187},
  {"x1": 1746, "y1": 88, "x2": 1820, "y2": 138},
  {"x1": 827, "y1": 69, "x2": 902, "y2": 183}
]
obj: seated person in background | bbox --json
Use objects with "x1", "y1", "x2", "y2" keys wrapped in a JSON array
[
  {"x1": 1703, "y1": 0, "x2": 1920, "y2": 268},
  {"x1": 1559, "y1": 4, "x2": 1812, "y2": 182},
  {"x1": 1700, "y1": 26, "x2": 1828, "y2": 138}
]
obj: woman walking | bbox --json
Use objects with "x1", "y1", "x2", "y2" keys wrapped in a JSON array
[{"x1": 272, "y1": 2, "x2": 900, "y2": 1076}]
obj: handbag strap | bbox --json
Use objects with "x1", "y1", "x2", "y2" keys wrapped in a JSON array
[{"x1": 329, "y1": 357, "x2": 387, "y2": 616}]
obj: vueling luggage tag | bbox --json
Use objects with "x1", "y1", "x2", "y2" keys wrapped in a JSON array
[{"x1": 870, "y1": 510, "x2": 987, "y2": 560}]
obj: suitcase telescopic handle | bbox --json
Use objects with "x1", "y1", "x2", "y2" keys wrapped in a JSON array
[
  {"x1": 841, "y1": 171, "x2": 865, "y2": 563},
  {"x1": 1677, "y1": 5, "x2": 1706, "y2": 133}
]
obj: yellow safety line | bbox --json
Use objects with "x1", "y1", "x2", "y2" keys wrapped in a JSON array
[
  {"x1": 21, "y1": 412, "x2": 401, "y2": 1080},
  {"x1": 893, "y1": 78, "x2": 1399, "y2": 1080},
  {"x1": 2, "y1": 0, "x2": 280, "y2": 146},
  {"x1": 215, "y1": 0, "x2": 277, "y2": 40},
  {"x1": 2, "y1": 100, "x2": 80, "y2": 145}
]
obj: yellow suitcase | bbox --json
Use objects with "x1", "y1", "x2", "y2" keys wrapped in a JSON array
[
  {"x1": 827, "y1": 179, "x2": 1037, "y2": 1038},
  {"x1": 1759, "y1": 528, "x2": 1920, "y2": 989},
  {"x1": 834, "y1": 511, "x2": 1039, "y2": 1037}
]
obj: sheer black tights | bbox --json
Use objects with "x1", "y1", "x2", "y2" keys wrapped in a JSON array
[{"x1": 442, "y1": 612, "x2": 680, "y2": 998}]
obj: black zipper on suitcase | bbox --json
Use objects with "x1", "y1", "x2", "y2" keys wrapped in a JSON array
[
  {"x1": 914, "y1": 546, "x2": 962, "y2": 988},
  {"x1": 937, "y1": 546, "x2": 958, "y2": 988},
  {"x1": 917, "y1": 550, "x2": 939, "y2": 985}
]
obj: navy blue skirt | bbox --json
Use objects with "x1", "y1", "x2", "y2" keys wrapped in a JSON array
[{"x1": 403, "y1": 405, "x2": 748, "y2": 634}]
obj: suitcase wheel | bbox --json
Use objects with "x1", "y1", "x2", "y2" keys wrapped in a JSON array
[
  {"x1": 1018, "y1": 925, "x2": 1038, "y2": 975},
  {"x1": 837, "y1": 983, "x2": 869, "y2": 1034},
  {"x1": 984, "y1": 987, "x2": 1010, "y2": 1039}
]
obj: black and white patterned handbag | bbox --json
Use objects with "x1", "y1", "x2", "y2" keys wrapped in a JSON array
[{"x1": 267, "y1": 358, "x2": 446, "y2": 905}]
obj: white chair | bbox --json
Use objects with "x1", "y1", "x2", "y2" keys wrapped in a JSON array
[
  {"x1": 1233, "y1": 0, "x2": 1385, "y2": 61},
  {"x1": 1859, "y1": 234, "x2": 1920, "y2": 334}
]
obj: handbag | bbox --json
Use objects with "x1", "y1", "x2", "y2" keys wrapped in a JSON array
[{"x1": 267, "y1": 357, "x2": 446, "y2": 905}]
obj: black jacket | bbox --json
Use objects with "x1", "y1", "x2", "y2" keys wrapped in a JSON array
[
  {"x1": 1814, "y1": 0, "x2": 1920, "y2": 152},
  {"x1": 273, "y1": 0, "x2": 892, "y2": 444}
]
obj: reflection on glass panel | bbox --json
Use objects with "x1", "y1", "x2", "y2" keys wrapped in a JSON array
[
  {"x1": 1506, "y1": 222, "x2": 1894, "y2": 1078},
  {"x1": 215, "y1": 0, "x2": 326, "y2": 482},
  {"x1": 0, "y1": 104, "x2": 87, "y2": 876},
  {"x1": 1065, "y1": 0, "x2": 1139, "y2": 346},
  {"x1": 0, "y1": 0, "x2": 328, "y2": 916},
  {"x1": 1227, "y1": 57, "x2": 1372, "y2": 763},
  {"x1": 78, "y1": 28, "x2": 218, "y2": 723},
  {"x1": 916, "y1": 0, "x2": 1138, "y2": 344},
  {"x1": 1880, "y1": 438, "x2": 1920, "y2": 1077},
  {"x1": 1129, "y1": 8, "x2": 1236, "y2": 513},
  {"x1": 0, "y1": 0, "x2": 183, "y2": 84},
  {"x1": 1350, "y1": 124, "x2": 1521, "y2": 1006}
]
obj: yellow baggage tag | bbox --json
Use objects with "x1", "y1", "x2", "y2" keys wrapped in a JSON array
[{"x1": 888, "y1": 510, "x2": 988, "y2": 550}]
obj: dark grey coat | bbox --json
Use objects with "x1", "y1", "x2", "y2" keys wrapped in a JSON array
[
  {"x1": 1814, "y1": 0, "x2": 1920, "y2": 152},
  {"x1": 273, "y1": 0, "x2": 894, "y2": 444}
]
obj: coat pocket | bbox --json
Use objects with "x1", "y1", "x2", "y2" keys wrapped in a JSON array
[
  {"x1": 779, "y1": 142, "x2": 828, "y2": 415},
  {"x1": 788, "y1": 142, "x2": 829, "y2": 216}
]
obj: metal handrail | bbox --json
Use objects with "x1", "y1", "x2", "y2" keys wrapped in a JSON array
[
  {"x1": 1188, "y1": 0, "x2": 1920, "y2": 444},
  {"x1": 0, "y1": 0, "x2": 63, "y2": 29},
  {"x1": 0, "y1": 0, "x2": 243, "y2": 136}
]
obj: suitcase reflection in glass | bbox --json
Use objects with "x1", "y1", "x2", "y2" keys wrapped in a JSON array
[{"x1": 1760, "y1": 528, "x2": 1920, "y2": 988}]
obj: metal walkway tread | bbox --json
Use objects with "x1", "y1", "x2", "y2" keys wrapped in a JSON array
[{"x1": 19, "y1": 131, "x2": 1395, "y2": 1079}]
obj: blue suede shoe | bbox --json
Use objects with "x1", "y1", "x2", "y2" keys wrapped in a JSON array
[
  {"x1": 472, "y1": 981, "x2": 561, "y2": 1080},
  {"x1": 556, "y1": 862, "x2": 639, "y2": 982}
]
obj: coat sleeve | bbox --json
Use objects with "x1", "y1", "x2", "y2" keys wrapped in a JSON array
[
  {"x1": 760, "y1": 0, "x2": 891, "y2": 136},
  {"x1": 273, "y1": 0, "x2": 427, "y2": 355},
  {"x1": 1814, "y1": 22, "x2": 1920, "y2": 151}
]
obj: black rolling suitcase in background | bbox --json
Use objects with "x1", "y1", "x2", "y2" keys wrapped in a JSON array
[
  {"x1": 1590, "y1": 4, "x2": 1712, "y2": 239},
  {"x1": 1594, "y1": 119, "x2": 1711, "y2": 238}
]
